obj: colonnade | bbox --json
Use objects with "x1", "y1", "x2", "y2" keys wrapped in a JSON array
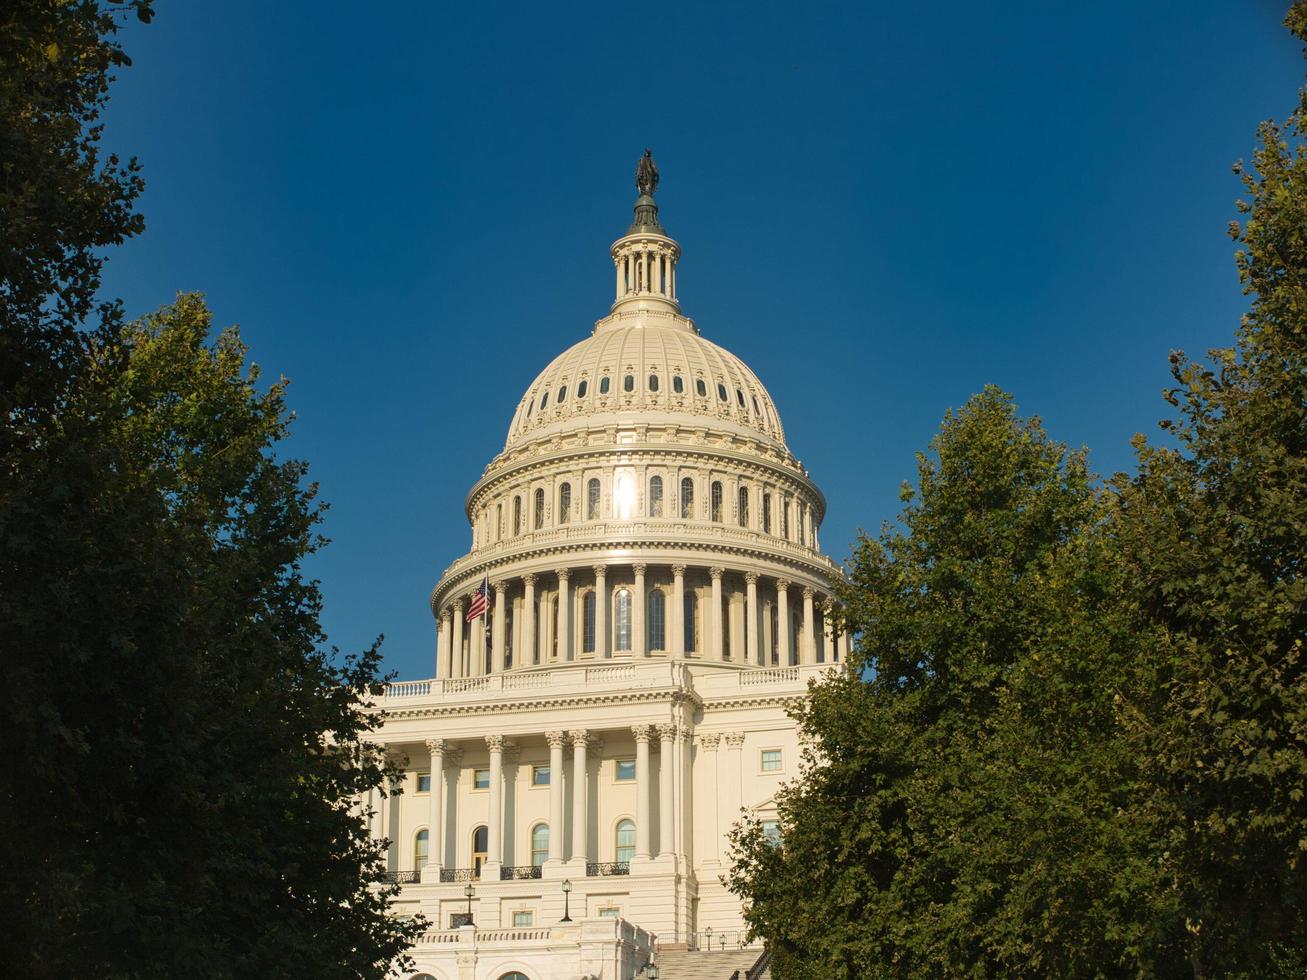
[{"x1": 435, "y1": 563, "x2": 851, "y2": 678}]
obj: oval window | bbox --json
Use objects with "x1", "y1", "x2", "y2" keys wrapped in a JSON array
[
  {"x1": 577, "y1": 379, "x2": 588, "y2": 398},
  {"x1": 540, "y1": 391, "x2": 549, "y2": 410},
  {"x1": 753, "y1": 395, "x2": 761, "y2": 414},
  {"x1": 696, "y1": 379, "x2": 707, "y2": 397},
  {"x1": 558, "y1": 385, "x2": 567, "y2": 403},
  {"x1": 624, "y1": 374, "x2": 635, "y2": 393},
  {"x1": 649, "y1": 374, "x2": 659, "y2": 392},
  {"x1": 717, "y1": 383, "x2": 728, "y2": 402},
  {"x1": 673, "y1": 375, "x2": 684, "y2": 394},
  {"x1": 526, "y1": 398, "x2": 534, "y2": 417},
  {"x1": 599, "y1": 376, "x2": 611, "y2": 394},
  {"x1": 736, "y1": 388, "x2": 745, "y2": 407}
]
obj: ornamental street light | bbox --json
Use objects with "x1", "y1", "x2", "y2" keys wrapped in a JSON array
[
  {"x1": 561, "y1": 878, "x2": 573, "y2": 922},
  {"x1": 464, "y1": 883, "x2": 474, "y2": 921},
  {"x1": 705, "y1": 926, "x2": 713, "y2": 952}
]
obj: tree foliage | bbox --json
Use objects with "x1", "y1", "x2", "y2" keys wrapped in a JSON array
[{"x1": 729, "y1": 7, "x2": 1307, "y2": 976}]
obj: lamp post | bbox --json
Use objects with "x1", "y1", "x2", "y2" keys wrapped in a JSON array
[
  {"x1": 705, "y1": 926, "x2": 713, "y2": 953},
  {"x1": 561, "y1": 878, "x2": 573, "y2": 922},
  {"x1": 464, "y1": 883, "x2": 474, "y2": 922}
]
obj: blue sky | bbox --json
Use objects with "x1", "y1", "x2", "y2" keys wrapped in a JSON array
[{"x1": 99, "y1": 2, "x2": 1302, "y2": 680}]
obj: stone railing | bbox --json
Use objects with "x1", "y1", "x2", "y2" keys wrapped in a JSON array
[
  {"x1": 738, "y1": 666, "x2": 800, "y2": 686},
  {"x1": 381, "y1": 659, "x2": 691, "y2": 704}
]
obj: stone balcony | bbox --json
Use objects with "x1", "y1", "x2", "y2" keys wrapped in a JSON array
[{"x1": 407, "y1": 917, "x2": 656, "y2": 979}]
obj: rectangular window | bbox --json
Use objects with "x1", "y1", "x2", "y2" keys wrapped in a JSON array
[
  {"x1": 599, "y1": 907, "x2": 621, "y2": 919},
  {"x1": 760, "y1": 749, "x2": 782, "y2": 773},
  {"x1": 513, "y1": 910, "x2": 534, "y2": 927},
  {"x1": 532, "y1": 765, "x2": 550, "y2": 786},
  {"x1": 761, "y1": 819, "x2": 782, "y2": 845},
  {"x1": 615, "y1": 759, "x2": 636, "y2": 781},
  {"x1": 473, "y1": 768, "x2": 490, "y2": 790},
  {"x1": 416, "y1": 772, "x2": 432, "y2": 793}
]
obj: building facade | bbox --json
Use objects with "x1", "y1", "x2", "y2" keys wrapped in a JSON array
[{"x1": 369, "y1": 158, "x2": 846, "y2": 980}]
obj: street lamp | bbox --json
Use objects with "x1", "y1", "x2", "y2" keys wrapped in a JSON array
[
  {"x1": 561, "y1": 878, "x2": 573, "y2": 922},
  {"x1": 464, "y1": 883, "x2": 474, "y2": 922},
  {"x1": 705, "y1": 926, "x2": 713, "y2": 952}
]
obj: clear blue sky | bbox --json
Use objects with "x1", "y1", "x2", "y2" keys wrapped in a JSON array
[{"x1": 98, "y1": 2, "x2": 1302, "y2": 681}]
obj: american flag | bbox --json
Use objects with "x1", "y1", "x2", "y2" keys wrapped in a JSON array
[{"x1": 466, "y1": 575, "x2": 492, "y2": 622}]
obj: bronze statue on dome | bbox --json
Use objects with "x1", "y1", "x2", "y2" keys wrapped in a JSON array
[{"x1": 635, "y1": 149, "x2": 659, "y2": 196}]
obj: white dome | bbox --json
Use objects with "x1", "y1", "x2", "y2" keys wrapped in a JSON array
[{"x1": 505, "y1": 316, "x2": 787, "y2": 452}]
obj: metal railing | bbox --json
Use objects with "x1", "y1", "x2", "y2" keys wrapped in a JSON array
[
  {"x1": 499, "y1": 864, "x2": 543, "y2": 880},
  {"x1": 689, "y1": 929, "x2": 760, "y2": 952},
  {"x1": 378, "y1": 870, "x2": 421, "y2": 884},
  {"x1": 586, "y1": 861, "x2": 631, "y2": 876},
  {"x1": 438, "y1": 867, "x2": 478, "y2": 883}
]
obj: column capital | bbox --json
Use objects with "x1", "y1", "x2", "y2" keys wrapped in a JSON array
[
  {"x1": 556, "y1": 567, "x2": 571, "y2": 582},
  {"x1": 725, "y1": 731, "x2": 746, "y2": 749},
  {"x1": 494, "y1": 580, "x2": 509, "y2": 596},
  {"x1": 453, "y1": 597, "x2": 465, "y2": 610},
  {"x1": 631, "y1": 724, "x2": 653, "y2": 743},
  {"x1": 592, "y1": 564, "x2": 607, "y2": 579},
  {"x1": 523, "y1": 572, "x2": 537, "y2": 587},
  {"x1": 632, "y1": 562, "x2": 647, "y2": 576},
  {"x1": 443, "y1": 605, "x2": 455, "y2": 620},
  {"x1": 699, "y1": 732, "x2": 721, "y2": 750},
  {"x1": 745, "y1": 571, "x2": 759, "y2": 585},
  {"x1": 802, "y1": 585, "x2": 815, "y2": 600},
  {"x1": 709, "y1": 566, "x2": 725, "y2": 580},
  {"x1": 485, "y1": 733, "x2": 505, "y2": 753},
  {"x1": 775, "y1": 578, "x2": 791, "y2": 591},
  {"x1": 545, "y1": 730, "x2": 567, "y2": 749},
  {"x1": 655, "y1": 722, "x2": 677, "y2": 743},
  {"x1": 671, "y1": 563, "x2": 687, "y2": 577},
  {"x1": 569, "y1": 729, "x2": 592, "y2": 748},
  {"x1": 425, "y1": 737, "x2": 447, "y2": 756}
]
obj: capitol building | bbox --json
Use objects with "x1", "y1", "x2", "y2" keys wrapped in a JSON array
[{"x1": 369, "y1": 154, "x2": 847, "y2": 980}]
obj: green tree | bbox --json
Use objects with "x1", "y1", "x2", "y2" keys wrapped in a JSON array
[{"x1": 1, "y1": 295, "x2": 422, "y2": 977}]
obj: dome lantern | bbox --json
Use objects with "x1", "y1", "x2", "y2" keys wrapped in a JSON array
[{"x1": 610, "y1": 149, "x2": 681, "y2": 318}]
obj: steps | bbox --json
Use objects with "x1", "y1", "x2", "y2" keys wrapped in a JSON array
[{"x1": 653, "y1": 947, "x2": 768, "y2": 980}]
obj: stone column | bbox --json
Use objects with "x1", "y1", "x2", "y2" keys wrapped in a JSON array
[
  {"x1": 725, "y1": 730, "x2": 745, "y2": 825},
  {"x1": 632, "y1": 563, "x2": 647, "y2": 658},
  {"x1": 556, "y1": 568, "x2": 571, "y2": 662},
  {"x1": 521, "y1": 574, "x2": 536, "y2": 667},
  {"x1": 656, "y1": 723, "x2": 675, "y2": 858},
  {"x1": 710, "y1": 567, "x2": 724, "y2": 661},
  {"x1": 776, "y1": 580, "x2": 792, "y2": 666},
  {"x1": 745, "y1": 572, "x2": 760, "y2": 666},
  {"x1": 546, "y1": 731, "x2": 566, "y2": 863},
  {"x1": 451, "y1": 599, "x2": 465, "y2": 678},
  {"x1": 486, "y1": 734, "x2": 504, "y2": 871},
  {"x1": 823, "y1": 598, "x2": 836, "y2": 664},
  {"x1": 424, "y1": 738, "x2": 445, "y2": 875},
  {"x1": 802, "y1": 587, "x2": 816, "y2": 665},
  {"x1": 700, "y1": 733, "x2": 721, "y2": 863},
  {"x1": 839, "y1": 628, "x2": 851, "y2": 662},
  {"x1": 671, "y1": 564, "x2": 686, "y2": 658},
  {"x1": 569, "y1": 730, "x2": 591, "y2": 863},
  {"x1": 470, "y1": 604, "x2": 486, "y2": 676},
  {"x1": 492, "y1": 582, "x2": 508, "y2": 673},
  {"x1": 436, "y1": 614, "x2": 449, "y2": 677},
  {"x1": 615, "y1": 257, "x2": 623, "y2": 298},
  {"x1": 593, "y1": 566, "x2": 608, "y2": 659},
  {"x1": 445, "y1": 746, "x2": 462, "y2": 869},
  {"x1": 633, "y1": 725, "x2": 652, "y2": 859},
  {"x1": 675, "y1": 725, "x2": 691, "y2": 862}
]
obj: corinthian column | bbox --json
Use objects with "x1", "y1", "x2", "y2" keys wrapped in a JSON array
[
  {"x1": 424, "y1": 738, "x2": 445, "y2": 877},
  {"x1": 491, "y1": 582, "x2": 508, "y2": 672},
  {"x1": 632, "y1": 725, "x2": 652, "y2": 859},
  {"x1": 632, "y1": 563, "x2": 647, "y2": 658},
  {"x1": 656, "y1": 723, "x2": 676, "y2": 858},
  {"x1": 775, "y1": 580, "x2": 791, "y2": 666},
  {"x1": 545, "y1": 731, "x2": 566, "y2": 864},
  {"x1": 671, "y1": 564, "x2": 686, "y2": 658},
  {"x1": 570, "y1": 730, "x2": 591, "y2": 863},
  {"x1": 451, "y1": 599, "x2": 465, "y2": 679},
  {"x1": 522, "y1": 574, "x2": 536, "y2": 666},
  {"x1": 745, "y1": 572, "x2": 760, "y2": 666},
  {"x1": 802, "y1": 587, "x2": 816, "y2": 665},
  {"x1": 486, "y1": 734, "x2": 504, "y2": 872},
  {"x1": 556, "y1": 568, "x2": 571, "y2": 662},
  {"x1": 593, "y1": 566, "x2": 608, "y2": 659},
  {"x1": 710, "y1": 567, "x2": 724, "y2": 661}
]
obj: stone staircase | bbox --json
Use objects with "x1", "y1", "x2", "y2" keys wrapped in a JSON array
[{"x1": 653, "y1": 947, "x2": 770, "y2": 980}]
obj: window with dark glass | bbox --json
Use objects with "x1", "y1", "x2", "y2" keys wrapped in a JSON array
[
  {"x1": 526, "y1": 398, "x2": 534, "y2": 417},
  {"x1": 680, "y1": 477, "x2": 694, "y2": 519},
  {"x1": 683, "y1": 592, "x2": 697, "y2": 653},
  {"x1": 599, "y1": 376, "x2": 611, "y2": 394},
  {"x1": 531, "y1": 824, "x2": 549, "y2": 866},
  {"x1": 696, "y1": 378, "x2": 707, "y2": 397},
  {"x1": 587, "y1": 478, "x2": 600, "y2": 519},
  {"x1": 414, "y1": 829, "x2": 429, "y2": 871},
  {"x1": 623, "y1": 374, "x2": 634, "y2": 393},
  {"x1": 534, "y1": 488, "x2": 544, "y2": 530},
  {"x1": 513, "y1": 496, "x2": 522, "y2": 535},
  {"x1": 711, "y1": 481, "x2": 723, "y2": 522},
  {"x1": 738, "y1": 485, "x2": 749, "y2": 527},
  {"x1": 558, "y1": 483, "x2": 571, "y2": 523},
  {"x1": 615, "y1": 589, "x2": 632, "y2": 651},
  {"x1": 648, "y1": 374, "x2": 659, "y2": 392},
  {"x1": 540, "y1": 391, "x2": 549, "y2": 410},
  {"x1": 673, "y1": 375, "x2": 684, "y2": 393},
  {"x1": 557, "y1": 385, "x2": 567, "y2": 403},
  {"x1": 648, "y1": 589, "x2": 666, "y2": 651},
  {"x1": 717, "y1": 383, "x2": 728, "y2": 401},
  {"x1": 753, "y1": 395, "x2": 761, "y2": 414},
  {"x1": 781, "y1": 494, "x2": 790, "y2": 539},
  {"x1": 736, "y1": 388, "x2": 745, "y2": 407},
  {"x1": 648, "y1": 475, "x2": 663, "y2": 517},
  {"x1": 583, "y1": 591, "x2": 596, "y2": 652},
  {"x1": 577, "y1": 379, "x2": 588, "y2": 398},
  {"x1": 798, "y1": 501, "x2": 806, "y2": 545},
  {"x1": 763, "y1": 492, "x2": 772, "y2": 533},
  {"x1": 616, "y1": 819, "x2": 635, "y2": 864}
]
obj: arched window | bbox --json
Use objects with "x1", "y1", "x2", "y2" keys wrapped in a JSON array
[
  {"x1": 531, "y1": 824, "x2": 549, "y2": 867},
  {"x1": 534, "y1": 488, "x2": 545, "y2": 530},
  {"x1": 763, "y1": 492, "x2": 772, "y2": 534},
  {"x1": 648, "y1": 589, "x2": 666, "y2": 651},
  {"x1": 717, "y1": 382, "x2": 728, "y2": 401},
  {"x1": 497, "y1": 973, "x2": 530, "y2": 980},
  {"x1": 781, "y1": 494, "x2": 790, "y2": 539},
  {"x1": 587, "y1": 478, "x2": 601, "y2": 520},
  {"x1": 673, "y1": 375, "x2": 684, "y2": 394},
  {"x1": 684, "y1": 592, "x2": 698, "y2": 653},
  {"x1": 557, "y1": 384, "x2": 567, "y2": 403},
  {"x1": 738, "y1": 485, "x2": 749, "y2": 528},
  {"x1": 558, "y1": 483, "x2": 571, "y2": 524},
  {"x1": 599, "y1": 375, "x2": 610, "y2": 395},
  {"x1": 696, "y1": 378, "x2": 707, "y2": 397},
  {"x1": 513, "y1": 496, "x2": 522, "y2": 536},
  {"x1": 711, "y1": 481, "x2": 723, "y2": 522},
  {"x1": 680, "y1": 477, "x2": 694, "y2": 519},
  {"x1": 548, "y1": 594, "x2": 558, "y2": 661},
  {"x1": 648, "y1": 475, "x2": 663, "y2": 517},
  {"x1": 798, "y1": 501, "x2": 806, "y2": 545},
  {"x1": 623, "y1": 374, "x2": 635, "y2": 393},
  {"x1": 414, "y1": 829, "x2": 429, "y2": 872},
  {"x1": 496, "y1": 502, "x2": 503, "y2": 540},
  {"x1": 753, "y1": 395, "x2": 761, "y2": 414},
  {"x1": 582, "y1": 591, "x2": 596, "y2": 653},
  {"x1": 577, "y1": 379, "x2": 588, "y2": 398},
  {"x1": 615, "y1": 589, "x2": 632, "y2": 652},
  {"x1": 616, "y1": 819, "x2": 636, "y2": 864},
  {"x1": 648, "y1": 373, "x2": 659, "y2": 392},
  {"x1": 769, "y1": 602, "x2": 779, "y2": 666},
  {"x1": 540, "y1": 391, "x2": 549, "y2": 410},
  {"x1": 526, "y1": 397, "x2": 534, "y2": 417},
  {"x1": 736, "y1": 388, "x2": 745, "y2": 407},
  {"x1": 472, "y1": 825, "x2": 488, "y2": 879},
  {"x1": 505, "y1": 604, "x2": 514, "y2": 668}
]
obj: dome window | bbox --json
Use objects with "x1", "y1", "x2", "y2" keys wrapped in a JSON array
[
  {"x1": 710, "y1": 481, "x2": 723, "y2": 522},
  {"x1": 673, "y1": 375, "x2": 684, "y2": 394},
  {"x1": 648, "y1": 475, "x2": 663, "y2": 517},
  {"x1": 534, "y1": 488, "x2": 545, "y2": 530},
  {"x1": 763, "y1": 492, "x2": 773, "y2": 534},
  {"x1": 717, "y1": 383, "x2": 728, "y2": 402},
  {"x1": 587, "y1": 479, "x2": 601, "y2": 520},
  {"x1": 648, "y1": 374, "x2": 659, "y2": 392},
  {"x1": 599, "y1": 376, "x2": 611, "y2": 395},
  {"x1": 736, "y1": 388, "x2": 745, "y2": 408},
  {"x1": 738, "y1": 486, "x2": 749, "y2": 527},
  {"x1": 540, "y1": 391, "x2": 549, "y2": 410},
  {"x1": 623, "y1": 374, "x2": 635, "y2": 393},
  {"x1": 753, "y1": 396, "x2": 761, "y2": 414},
  {"x1": 696, "y1": 379, "x2": 707, "y2": 397},
  {"x1": 557, "y1": 385, "x2": 567, "y2": 403},
  {"x1": 526, "y1": 398, "x2": 534, "y2": 417},
  {"x1": 680, "y1": 477, "x2": 695, "y2": 519},
  {"x1": 577, "y1": 380, "x2": 588, "y2": 398},
  {"x1": 558, "y1": 483, "x2": 571, "y2": 524}
]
